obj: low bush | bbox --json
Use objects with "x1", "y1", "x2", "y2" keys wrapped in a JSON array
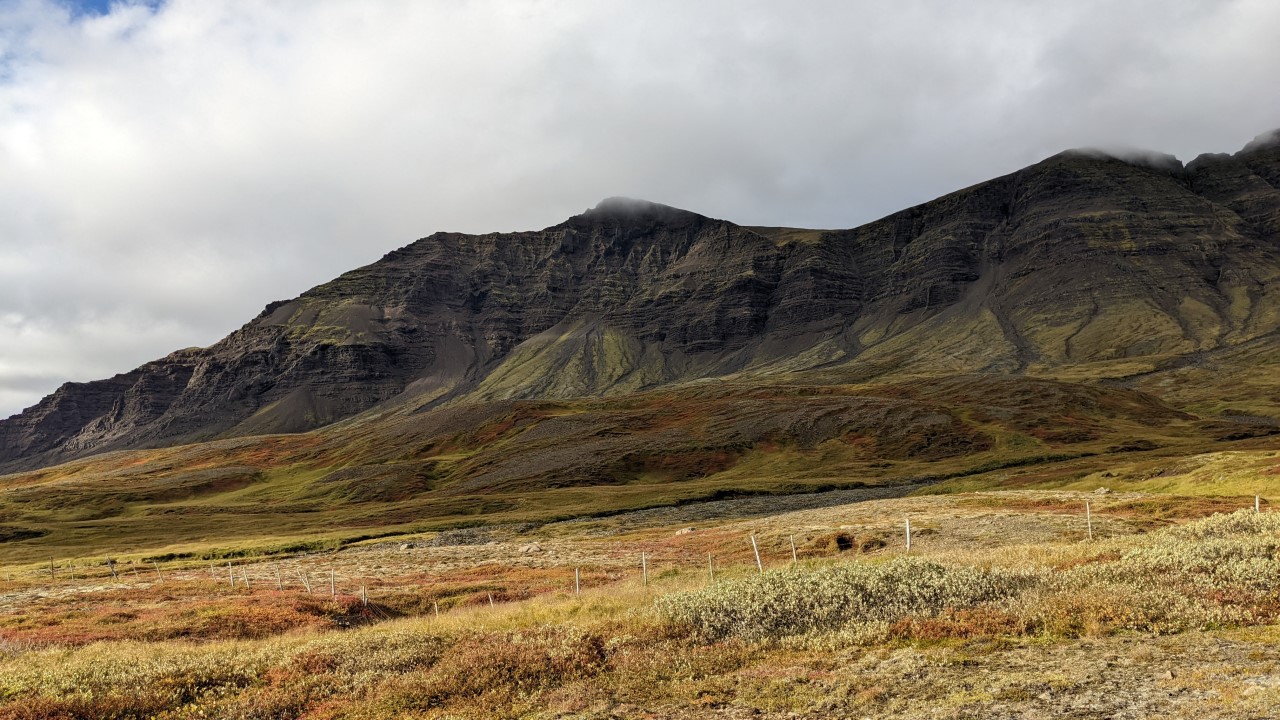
[
  {"x1": 657, "y1": 557, "x2": 1038, "y2": 643},
  {"x1": 4, "y1": 509, "x2": 1280, "y2": 717},
  {"x1": 662, "y1": 510, "x2": 1280, "y2": 644}
]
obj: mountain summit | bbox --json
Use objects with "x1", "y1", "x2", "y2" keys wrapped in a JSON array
[
  {"x1": 3, "y1": 132, "x2": 1280, "y2": 472},
  {"x1": 575, "y1": 196, "x2": 707, "y2": 222}
]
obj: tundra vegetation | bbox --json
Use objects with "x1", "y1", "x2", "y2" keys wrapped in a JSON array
[
  {"x1": 2, "y1": 137, "x2": 1280, "y2": 716},
  {"x1": 2, "y1": 492, "x2": 1279, "y2": 718}
]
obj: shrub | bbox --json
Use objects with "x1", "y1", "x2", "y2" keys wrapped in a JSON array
[
  {"x1": 1073, "y1": 510, "x2": 1280, "y2": 597},
  {"x1": 1014, "y1": 581, "x2": 1246, "y2": 636},
  {"x1": 657, "y1": 557, "x2": 1039, "y2": 643}
]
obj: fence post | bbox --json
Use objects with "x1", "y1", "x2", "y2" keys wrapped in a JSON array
[
  {"x1": 152, "y1": 561, "x2": 163, "y2": 582},
  {"x1": 575, "y1": 567, "x2": 581, "y2": 596},
  {"x1": 790, "y1": 535, "x2": 798, "y2": 564},
  {"x1": 242, "y1": 567, "x2": 251, "y2": 590},
  {"x1": 105, "y1": 556, "x2": 118, "y2": 581},
  {"x1": 297, "y1": 568, "x2": 312, "y2": 594},
  {"x1": 49, "y1": 558, "x2": 55, "y2": 581},
  {"x1": 433, "y1": 601, "x2": 439, "y2": 619},
  {"x1": 488, "y1": 591, "x2": 495, "y2": 608},
  {"x1": 361, "y1": 585, "x2": 368, "y2": 607},
  {"x1": 708, "y1": 553, "x2": 714, "y2": 584},
  {"x1": 905, "y1": 516, "x2": 912, "y2": 552},
  {"x1": 1086, "y1": 500, "x2": 1094, "y2": 541},
  {"x1": 641, "y1": 552, "x2": 648, "y2": 586},
  {"x1": 750, "y1": 534, "x2": 763, "y2": 574},
  {"x1": 330, "y1": 570, "x2": 336, "y2": 598},
  {"x1": 275, "y1": 564, "x2": 283, "y2": 591},
  {"x1": 228, "y1": 562, "x2": 236, "y2": 589}
]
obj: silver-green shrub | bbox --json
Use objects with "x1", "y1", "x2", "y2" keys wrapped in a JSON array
[
  {"x1": 1078, "y1": 510, "x2": 1280, "y2": 594},
  {"x1": 661, "y1": 510, "x2": 1280, "y2": 643},
  {"x1": 657, "y1": 557, "x2": 1038, "y2": 643}
]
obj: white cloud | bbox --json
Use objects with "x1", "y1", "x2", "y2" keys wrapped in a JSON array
[{"x1": 1, "y1": 0, "x2": 1278, "y2": 417}]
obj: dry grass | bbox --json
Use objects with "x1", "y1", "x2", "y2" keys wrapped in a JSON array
[
  {"x1": 0, "y1": 372, "x2": 1240, "y2": 564},
  {"x1": 1, "y1": 493, "x2": 1280, "y2": 717}
]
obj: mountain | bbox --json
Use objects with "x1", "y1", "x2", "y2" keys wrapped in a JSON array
[{"x1": 2, "y1": 130, "x2": 1280, "y2": 475}]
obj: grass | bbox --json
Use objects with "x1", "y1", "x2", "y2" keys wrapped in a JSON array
[
  {"x1": 2, "y1": 371, "x2": 1245, "y2": 566},
  {"x1": 2, "y1": 498, "x2": 1280, "y2": 717},
  {"x1": 1, "y1": 371, "x2": 1277, "y2": 715},
  {"x1": 0, "y1": 502, "x2": 1274, "y2": 712},
  {"x1": 659, "y1": 509, "x2": 1280, "y2": 646}
]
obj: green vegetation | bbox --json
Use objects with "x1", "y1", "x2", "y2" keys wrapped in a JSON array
[
  {"x1": 658, "y1": 557, "x2": 1034, "y2": 643},
  {"x1": 2, "y1": 504, "x2": 1280, "y2": 717},
  {"x1": 3, "y1": 372, "x2": 1256, "y2": 566},
  {"x1": 661, "y1": 510, "x2": 1280, "y2": 647}
]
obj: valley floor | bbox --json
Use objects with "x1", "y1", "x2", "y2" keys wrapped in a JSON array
[{"x1": 1, "y1": 489, "x2": 1278, "y2": 718}]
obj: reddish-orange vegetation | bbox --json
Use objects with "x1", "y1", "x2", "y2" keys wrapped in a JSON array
[
  {"x1": 0, "y1": 559, "x2": 628, "y2": 649},
  {"x1": 0, "y1": 589, "x2": 365, "y2": 646},
  {"x1": 888, "y1": 606, "x2": 1032, "y2": 640}
]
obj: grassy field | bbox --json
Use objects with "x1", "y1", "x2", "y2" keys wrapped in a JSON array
[
  {"x1": 3, "y1": 371, "x2": 1280, "y2": 716},
  {"x1": 4, "y1": 372, "x2": 1272, "y2": 566},
  {"x1": 2, "y1": 489, "x2": 1280, "y2": 717}
]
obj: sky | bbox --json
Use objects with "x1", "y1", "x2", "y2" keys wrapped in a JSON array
[{"x1": 1, "y1": 0, "x2": 1278, "y2": 419}]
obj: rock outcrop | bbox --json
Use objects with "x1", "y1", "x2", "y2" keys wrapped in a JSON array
[{"x1": 3, "y1": 131, "x2": 1279, "y2": 472}]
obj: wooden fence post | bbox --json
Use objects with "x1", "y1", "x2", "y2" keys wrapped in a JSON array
[
  {"x1": 708, "y1": 553, "x2": 714, "y2": 584},
  {"x1": 1086, "y1": 500, "x2": 1094, "y2": 541},
  {"x1": 329, "y1": 570, "x2": 336, "y2": 598},
  {"x1": 1257, "y1": 495, "x2": 1262, "y2": 513},
  {"x1": 242, "y1": 567, "x2": 251, "y2": 590},
  {"x1": 641, "y1": 552, "x2": 648, "y2": 586},
  {"x1": 275, "y1": 564, "x2": 284, "y2": 591},
  {"x1": 905, "y1": 516, "x2": 912, "y2": 552},
  {"x1": 750, "y1": 534, "x2": 763, "y2": 574},
  {"x1": 228, "y1": 562, "x2": 236, "y2": 589},
  {"x1": 790, "y1": 535, "x2": 798, "y2": 564},
  {"x1": 574, "y1": 567, "x2": 581, "y2": 596},
  {"x1": 49, "y1": 558, "x2": 55, "y2": 581},
  {"x1": 488, "y1": 591, "x2": 495, "y2": 608}
]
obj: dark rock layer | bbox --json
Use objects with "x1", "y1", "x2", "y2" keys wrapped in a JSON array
[{"x1": 3, "y1": 133, "x2": 1279, "y2": 472}]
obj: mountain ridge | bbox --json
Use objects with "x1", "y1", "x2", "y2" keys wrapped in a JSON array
[{"x1": 3, "y1": 130, "x2": 1279, "y2": 472}]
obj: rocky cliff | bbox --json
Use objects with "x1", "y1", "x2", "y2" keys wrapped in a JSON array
[{"x1": 2, "y1": 130, "x2": 1278, "y2": 471}]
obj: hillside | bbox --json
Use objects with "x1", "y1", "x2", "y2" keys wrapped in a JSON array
[
  {"x1": 1, "y1": 131, "x2": 1280, "y2": 561},
  {"x1": 4, "y1": 132, "x2": 1280, "y2": 720},
  {"x1": 2, "y1": 130, "x2": 1279, "y2": 473}
]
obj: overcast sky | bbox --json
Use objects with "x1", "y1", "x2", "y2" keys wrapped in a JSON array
[{"x1": 1, "y1": 0, "x2": 1278, "y2": 418}]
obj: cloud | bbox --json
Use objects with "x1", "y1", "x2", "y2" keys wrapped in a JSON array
[{"x1": 1, "y1": 0, "x2": 1278, "y2": 417}]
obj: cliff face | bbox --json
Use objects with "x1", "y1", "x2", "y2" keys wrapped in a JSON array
[{"x1": 3, "y1": 132, "x2": 1279, "y2": 471}]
